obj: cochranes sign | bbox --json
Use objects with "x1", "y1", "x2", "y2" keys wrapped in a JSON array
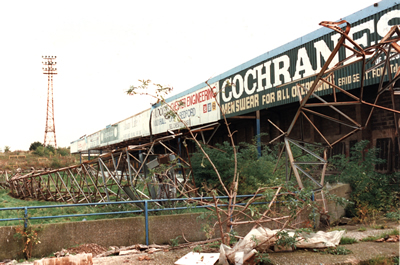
[{"x1": 219, "y1": 5, "x2": 400, "y2": 117}]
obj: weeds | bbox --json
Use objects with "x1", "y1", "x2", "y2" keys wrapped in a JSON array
[
  {"x1": 169, "y1": 236, "x2": 181, "y2": 247},
  {"x1": 371, "y1": 224, "x2": 386, "y2": 229},
  {"x1": 368, "y1": 255, "x2": 399, "y2": 265},
  {"x1": 360, "y1": 229, "x2": 399, "y2": 242},
  {"x1": 193, "y1": 245, "x2": 202, "y2": 253},
  {"x1": 328, "y1": 227, "x2": 347, "y2": 232},
  {"x1": 207, "y1": 241, "x2": 220, "y2": 249},
  {"x1": 340, "y1": 237, "x2": 358, "y2": 244},
  {"x1": 275, "y1": 230, "x2": 298, "y2": 250},
  {"x1": 255, "y1": 252, "x2": 272, "y2": 264},
  {"x1": 385, "y1": 211, "x2": 400, "y2": 221},
  {"x1": 329, "y1": 141, "x2": 400, "y2": 221},
  {"x1": 14, "y1": 225, "x2": 42, "y2": 259},
  {"x1": 319, "y1": 246, "x2": 352, "y2": 255}
]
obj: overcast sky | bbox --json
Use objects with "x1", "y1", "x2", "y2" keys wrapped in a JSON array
[{"x1": 0, "y1": 0, "x2": 379, "y2": 151}]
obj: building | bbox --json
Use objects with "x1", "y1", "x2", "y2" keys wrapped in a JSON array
[{"x1": 71, "y1": 0, "x2": 399, "y2": 173}]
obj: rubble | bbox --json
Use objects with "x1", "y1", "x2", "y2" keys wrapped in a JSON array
[
  {"x1": 33, "y1": 253, "x2": 93, "y2": 265},
  {"x1": 218, "y1": 227, "x2": 345, "y2": 265}
]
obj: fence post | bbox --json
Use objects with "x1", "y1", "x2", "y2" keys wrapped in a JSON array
[
  {"x1": 24, "y1": 207, "x2": 28, "y2": 229},
  {"x1": 144, "y1": 200, "x2": 149, "y2": 245}
]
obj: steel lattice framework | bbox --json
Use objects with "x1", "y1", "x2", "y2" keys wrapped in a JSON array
[
  {"x1": 42, "y1": 56, "x2": 57, "y2": 148},
  {"x1": 273, "y1": 23, "x2": 400, "y2": 193},
  {"x1": 8, "y1": 134, "x2": 194, "y2": 204}
]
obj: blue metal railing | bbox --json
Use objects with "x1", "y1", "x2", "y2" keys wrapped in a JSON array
[{"x1": 0, "y1": 194, "x2": 269, "y2": 245}]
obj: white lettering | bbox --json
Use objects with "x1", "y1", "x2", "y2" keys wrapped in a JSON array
[
  {"x1": 232, "y1": 74, "x2": 244, "y2": 99},
  {"x1": 377, "y1": 10, "x2": 400, "y2": 38},
  {"x1": 313, "y1": 39, "x2": 339, "y2": 71},
  {"x1": 273, "y1": 55, "x2": 291, "y2": 86},
  {"x1": 221, "y1": 78, "x2": 232, "y2": 102},
  {"x1": 345, "y1": 20, "x2": 375, "y2": 64},
  {"x1": 244, "y1": 68, "x2": 257, "y2": 95},
  {"x1": 255, "y1": 61, "x2": 272, "y2": 92},
  {"x1": 293, "y1": 47, "x2": 315, "y2": 80}
]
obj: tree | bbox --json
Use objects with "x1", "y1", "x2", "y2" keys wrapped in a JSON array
[
  {"x1": 29, "y1": 141, "x2": 43, "y2": 151},
  {"x1": 57, "y1": 147, "x2": 70, "y2": 156},
  {"x1": 4, "y1": 146, "x2": 10, "y2": 153}
]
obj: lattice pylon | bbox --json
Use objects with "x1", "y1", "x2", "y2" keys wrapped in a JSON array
[{"x1": 42, "y1": 56, "x2": 58, "y2": 148}]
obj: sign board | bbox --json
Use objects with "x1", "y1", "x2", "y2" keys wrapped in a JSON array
[
  {"x1": 218, "y1": 5, "x2": 400, "y2": 117},
  {"x1": 152, "y1": 82, "x2": 220, "y2": 135},
  {"x1": 120, "y1": 110, "x2": 151, "y2": 141}
]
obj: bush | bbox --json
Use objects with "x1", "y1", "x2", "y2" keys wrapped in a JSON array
[
  {"x1": 57, "y1": 147, "x2": 70, "y2": 157},
  {"x1": 329, "y1": 140, "x2": 399, "y2": 219},
  {"x1": 29, "y1": 142, "x2": 43, "y2": 151},
  {"x1": 190, "y1": 138, "x2": 284, "y2": 194}
]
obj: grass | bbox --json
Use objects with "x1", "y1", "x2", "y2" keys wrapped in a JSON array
[
  {"x1": 367, "y1": 255, "x2": 399, "y2": 265},
  {"x1": 371, "y1": 224, "x2": 386, "y2": 229},
  {"x1": 358, "y1": 226, "x2": 367, "y2": 231},
  {"x1": 340, "y1": 236, "x2": 358, "y2": 245},
  {"x1": 360, "y1": 229, "x2": 399, "y2": 242},
  {"x1": 317, "y1": 246, "x2": 352, "y2": 255},
  {"x1": 328, "y1": 227, "x2": 347, "y2": 232},
  {"x1": 0, "y1": 189, "x2": 209, "y2": 227}
]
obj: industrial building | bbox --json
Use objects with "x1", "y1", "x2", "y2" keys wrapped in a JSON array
[{"x1": 70, "y1": 0, "x2": 399, "y2": 174}]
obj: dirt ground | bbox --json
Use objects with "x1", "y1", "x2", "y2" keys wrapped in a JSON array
[{"x1": 7, "y1": 218, "x2": 400, "y2": 265}]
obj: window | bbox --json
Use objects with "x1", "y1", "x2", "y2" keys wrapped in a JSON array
[{"x1": 375, "y1": 138, "x2": 392, "y2": 172}]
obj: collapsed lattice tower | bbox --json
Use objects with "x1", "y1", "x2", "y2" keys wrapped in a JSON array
[{"x1": 42, "y1": 56, "x2": 58, "y2": 148}]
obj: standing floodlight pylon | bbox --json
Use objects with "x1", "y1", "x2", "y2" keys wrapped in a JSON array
[{"x1": 42, "y1": 56, "x2": 58, "y2": 149}]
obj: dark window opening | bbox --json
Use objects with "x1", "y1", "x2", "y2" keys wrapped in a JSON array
[
  {"x1": 394, "y1": 138, "x2": 399, "y2": 171},
  {"x1": 375, "y1": 138, "x2": 392, "y2": 172}
]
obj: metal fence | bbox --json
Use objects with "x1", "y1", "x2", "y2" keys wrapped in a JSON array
[{"x1": 0, "y1": 195, "x2": 269, "y2": 245}]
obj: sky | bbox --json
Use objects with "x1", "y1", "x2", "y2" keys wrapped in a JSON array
[{"x1": 0, "y1": 0, "x2": 380, "y2": 151}]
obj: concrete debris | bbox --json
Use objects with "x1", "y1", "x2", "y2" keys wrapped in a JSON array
[
  {"x1": 96, "y1": 243, "x2": 167, "y2": 257},
  {"x1": 119, "y1": 249, "x2": 141, "y2": 256},
  {"x1": 33, "y1": 253, "x2": 93, "y2": 265},
  {"x1": 375, "y1": 235, "x2": 399, "y2": 242},
  {"x1": 219, "y1": 227, "x2": 345, "y2": 265},
  {"x1": 175, "y1": 252, "x2": 220, "y2": 265}
]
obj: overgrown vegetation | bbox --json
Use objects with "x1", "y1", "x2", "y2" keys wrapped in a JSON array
[
  {"x1": 367, "y1": 255, "x2": 400, "y2": 265},
  {"x1": 319, "y1": 246, "x2": 352, "y2": 255},
  {"x1": 0, "y1": 142, "x2": 75, "y2": 171},
  {"x1": 360, "y1": 229, "x2": 399, "y2": 242},
  {"x1": 328, "y1": 140, "x2": 400, "y2": 222},
  {"x1": 340, "y1": 236, "x2": 358, "y2": 245},
  {"x1": 14, "y1": 224, "x2": 42, "y2": 259},
  {"x1": 191, "y1": 140, "x2": 283, "y2": 195}
]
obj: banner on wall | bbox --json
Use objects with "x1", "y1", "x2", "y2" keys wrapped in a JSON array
[
  {"x1": 152, "y1": 82, "x2": 220, "y2": 134},
  {"x1": 120, "y1": 110, "x2": 151, "y2": 141},
  {"x1": 219, "y1": 6, "x2": 400, "y2": 117}
]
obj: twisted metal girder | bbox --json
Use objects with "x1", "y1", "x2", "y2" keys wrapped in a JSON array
[
  {"x1": 275, "y1": 23, "x2": 400, "y2": 190},
  {"x1": 8, "y1": 134, "x2": 193, "y2": 204}
]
